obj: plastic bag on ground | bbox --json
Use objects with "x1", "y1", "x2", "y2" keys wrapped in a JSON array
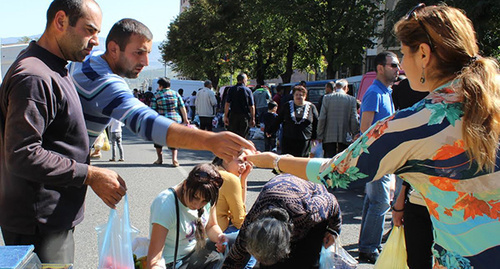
[
  {"x1": 373, "y1": 226, "x2": 409, "y2": 269},
  {"x1": 319, "y1": 239, "x2": 357, "y2": 269}
]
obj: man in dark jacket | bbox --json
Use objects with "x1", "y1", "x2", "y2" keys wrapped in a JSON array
[{"x1": 224, "y1": 73, "x2": 255, "y2": 138}]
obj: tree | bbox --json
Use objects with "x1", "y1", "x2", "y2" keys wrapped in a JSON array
[
  {"x1": 382, "y1": 0, "x2": 500, "y2": 60},
  {"x1": 311, "y1": 0, "x2": 385, "y2": 79},
  {"x1": 160, "y1": 0, "x2": 236, "y2": 89}
]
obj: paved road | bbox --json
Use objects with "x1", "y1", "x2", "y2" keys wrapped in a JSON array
[{"x1": 1, "y1": 128, "x2": 390, "y2": 268}]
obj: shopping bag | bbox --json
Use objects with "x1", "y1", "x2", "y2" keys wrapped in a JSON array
[
  {"x1": 96, "y1": 195, "x2": 138, "y2": 269},
  {"x1": 319, "y1": 239, "x2": 357, "y2": 269},
  {"x1": 101, "y1": 130, "x2": 111, "y2": 151},
  {"x1": 374, "y1": 226, "x2": 409, "y2": 269},
  {"x1": 213, "y1": 242, "x2": 229, "y2": 269},
  {"x1": 94, "y1": 130, "x2": 110, "y2": 151},
  {"x1": 310, "y1": 141, "x2": 323, "y2": 158}
]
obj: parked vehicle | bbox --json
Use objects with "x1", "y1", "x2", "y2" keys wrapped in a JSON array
[{"x1": 282, "y1": 75, "x2": 363, "y2": 110}]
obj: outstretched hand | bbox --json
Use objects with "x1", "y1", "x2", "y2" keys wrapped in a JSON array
[
  {"x1": 244, "y1": 152, "x2": 278, "y2": 169},
  {"x1": 206, "y1": 131, "x2": 256, "y2": 162},
  {"x1": 85, "y1": 166, "x2": 127, "y2": 209}
]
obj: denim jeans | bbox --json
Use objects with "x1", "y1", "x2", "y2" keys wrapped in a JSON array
[{"x1": 358, "y1": 174, "x2": 393, "y2": 254}]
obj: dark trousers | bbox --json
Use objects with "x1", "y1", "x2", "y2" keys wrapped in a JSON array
[
  {"x1": 259, "y1": 221, "x2": 327, "y2": 269},
  {"x1": 404, "y1": 202, "x2": 433, "y2": 269},
  {"x1": 199, "y1": 116, "x2": 214, "y2": 131},
  {"x1": 281, "y1": 136, "x2": 310, "y2": 157},
  {"x1": 264, "y1": 136, "x2": 277, "y2": 151},
  {"x1": 322, "y1": 142, "x2": 349, "y2": 158},
  {"x1": 2, "y1": 227, "x2": 75, "y2": 263},
  {"x1": 227, "y1": 114, "x2": 250, "y2": 138}
]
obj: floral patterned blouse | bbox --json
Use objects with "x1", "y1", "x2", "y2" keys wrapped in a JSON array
[{"x1": 306, "y1": 82, "x2": 499, "y2": 269}]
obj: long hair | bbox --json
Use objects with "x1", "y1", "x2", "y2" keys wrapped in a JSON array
[
  {"x1": 181, "y1": 163, "x2": 222, "y2": 250},
  {"x1": 395, "y1": 5, "x2": 500, "y2": 172}
]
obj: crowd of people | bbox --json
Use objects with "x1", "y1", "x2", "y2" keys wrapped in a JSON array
[{"x1": 0, "y1": 1, "x2": 499, "y2": 269}]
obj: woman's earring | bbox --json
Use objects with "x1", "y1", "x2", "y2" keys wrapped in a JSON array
[{"x1": 420, "y1": 66, "x2": 426, "y2": 84}]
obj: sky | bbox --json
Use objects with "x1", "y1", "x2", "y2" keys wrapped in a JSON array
[{"x1": 0, "y1": 0, "x2": 181, "y2": 42}]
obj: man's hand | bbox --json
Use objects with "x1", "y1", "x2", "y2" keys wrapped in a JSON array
[
  {"x1": 223, "y1": 115, "x2": 229, "y2": 126},
  {"x1": 249, "y1": 118, "x2": 255, "y2": 127},
  {"x1": 205, "y1": 131, "x2": 256, "y2": 162},
  {"x1": 85, "y1": 166, "x2": 127, "y2": 209}
]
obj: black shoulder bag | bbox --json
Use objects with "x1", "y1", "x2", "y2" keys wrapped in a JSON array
[{"x1": 169, "y1": 188, "x2": 181, "y2": 269}]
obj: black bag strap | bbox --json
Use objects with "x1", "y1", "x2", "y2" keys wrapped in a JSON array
[{"x1": 170, "y1": 187, "x2": 181, "y2": 269}]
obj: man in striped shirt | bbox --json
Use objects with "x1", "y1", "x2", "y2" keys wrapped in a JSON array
[{"x1": 69, "y1": 19, "x2": 254, "y2": 162}]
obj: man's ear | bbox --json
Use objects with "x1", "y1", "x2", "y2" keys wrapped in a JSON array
[
  {"x1": 107, "y1": 41, "x2": 120, "y2": 58},
  {"x1": 53, "y1": 10, "x2": 68, "y2": 32}
]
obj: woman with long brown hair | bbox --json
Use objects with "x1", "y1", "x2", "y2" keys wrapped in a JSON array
[
  {"x1": 147, "y1": 163, "x2": 227, "y2": 268},
  {"x1": 246, "y1": 4, "x2": 500, "y2": 268}
]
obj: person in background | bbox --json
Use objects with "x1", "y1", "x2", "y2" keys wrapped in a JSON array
[
  {"x1": 150, "y1": 77, "x2": 189, "y2": 167},
  {"x1": 253, "y1": 84, "x2": 271, "y2": 123},
  {"x1": 188, "y1": 91, "x2": 197, "y2": 121},
  {"x1": 0, "y1": 0, "x2": 126, "y2": 263},
  {"x1": 222, "y1": 174, "x2": 341, "y2": 269},
  {"x1": 260, "y1": 101, "x2": 279, "y2": 152},
  {"x1": 224, "y1": 73, "x2": 255, "y2": 138},
  {"x1": 317, "y1": 79, "x2": 359, "y2": 158},
  {"x1": 245, "y1": 4, "x2": 500, "y2": 268},
  {"x1": 269, "y1": 86, "x2": 318, "y2": 157},
  {"x1": 69, "y1": 19, "x2": 255, "y2": 164},
  {"x1": 195, "y1": 80, "x2": 218, "y2": 131},
  {"x1": 147, "y1": 163, "x2": 227, "y2": 269},
  {"x1": 272, "y1": 84, "x2": 284, "y2": 112},
  {"x1": 108, "y1": 118, "x2": 125, "y2": 162},
  {"x1": 356, "y1": 51, "x2": 399, "y2": 263},
  {"x1": 316, "y1": 81, "x2": 334, "y2": 114}
]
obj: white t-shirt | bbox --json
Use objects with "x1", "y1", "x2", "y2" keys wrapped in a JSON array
[{"x1": 150, "y1": 188, "x2": 211, "y2": 263}]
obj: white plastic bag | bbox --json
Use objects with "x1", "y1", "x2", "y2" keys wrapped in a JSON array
[
  {"x1": 319, "y1": 239, "x2": 357, "y2": 269},
  {"x1": 96, "y1": 195, "x2": 138, "y2": 269}
]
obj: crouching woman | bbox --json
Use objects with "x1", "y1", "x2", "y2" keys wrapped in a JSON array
[
  {"x1": 147, "y1": 163, "x2": 227, "y2": 269},
  {"x1": 222, "y1": 174, "x2": 341, "y2": 269}
]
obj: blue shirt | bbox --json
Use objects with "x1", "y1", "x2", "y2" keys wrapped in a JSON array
[{"x1": 360, "y1": 79, "x2": 395, "y2": 124}]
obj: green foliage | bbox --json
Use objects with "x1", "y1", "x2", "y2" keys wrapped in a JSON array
[{"x1": 382, "y1": 0, "x2": 500, "y2": 60}]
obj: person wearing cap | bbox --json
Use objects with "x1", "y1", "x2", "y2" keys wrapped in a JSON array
[
  {"x1": 195, "y1": 80, "x2": 218, "y2": 131},
  {"x1": 317, "y1": 79, "x2": 359, "y2": 158},
  {"x1": 69, "y1": 19, "x2": 255, "y2": 164}
]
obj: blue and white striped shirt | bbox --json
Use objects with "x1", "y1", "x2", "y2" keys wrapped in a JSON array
[{"x1": 68, "y1": 50, "x2": 173, "y2": 146}]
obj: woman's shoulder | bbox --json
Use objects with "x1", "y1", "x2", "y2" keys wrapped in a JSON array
[{"x1": 219, "y1": 170, "x2": 241, "y2": 187}]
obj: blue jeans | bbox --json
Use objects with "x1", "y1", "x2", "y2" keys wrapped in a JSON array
[{"x1": 358, "y1": 174, "x2": 393, "y2": 254}]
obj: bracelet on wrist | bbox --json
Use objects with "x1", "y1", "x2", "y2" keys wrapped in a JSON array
[
  {"x1": 391, "y1": 205, "x2": 405, "y2": 212},
  {"x1": 273, "y1": 154, "x2": 292, "y2": 174}
]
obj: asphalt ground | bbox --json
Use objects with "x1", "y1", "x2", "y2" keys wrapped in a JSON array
[{"x1": 1, "y1": 127, "x2": 391, "y2": 268}]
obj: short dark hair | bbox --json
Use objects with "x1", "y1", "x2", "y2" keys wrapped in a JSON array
[
  {"x1": 237, "y1": 73, "x2": 247, "y2": 82},
  {"x1": 106, "y1": 18, "x2": 153, "y2": 51},
  {"x1": 292, "y1": 85, "x2": 308, "y2": 96},
  {"x1": 157, "y1": 77, "x2": 170, "y2": 88},
  {"x1": 46, "y1": 0, "x2": 95, "y2": 27},
  {"x1": 268, "y1": 101, "x2": 278, "y2": 110},
  {"x1": 375, "y1": 51, "x2": 397, "y2": 70},
  {"x1": 204, "y1": 80, "x2": 212, "y2": 87}
]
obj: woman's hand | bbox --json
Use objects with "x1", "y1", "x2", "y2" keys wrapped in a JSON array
[
  {"x1": 323, "y1": 233, "x2": 336, "y2": 249},
  {"x1": 244, "y1": 152, "x2": 277, "y2": 169},
  {"x1": 215, "y1": 233, "x2": 229, "y2": 253}
]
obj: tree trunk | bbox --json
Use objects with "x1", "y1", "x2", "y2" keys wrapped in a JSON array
[
  {"x1": 255, "y1": 48, "x2": 266, "y2": 86},
  {"x1": 280, "y1": 39, "x2": 295, "y2": 83}
]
